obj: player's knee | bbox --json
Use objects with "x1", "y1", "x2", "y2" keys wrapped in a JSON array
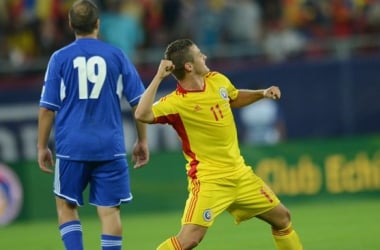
[{"x1": 275, "y1": 207, "x2": 292, "y2": 230}]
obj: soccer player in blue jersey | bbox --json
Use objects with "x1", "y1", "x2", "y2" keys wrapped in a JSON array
[{"x1": 37, "y1": 1, "x2": 149, "y2": 249}]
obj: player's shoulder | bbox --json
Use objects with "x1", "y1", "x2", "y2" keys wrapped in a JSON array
[
  {"x1": 154, "y1": 87, "x2": 189, "y2": 107},
  {"x1": 53, "y1": 39, "x2": 127, "y2": 66},
  {"x1": 205, "y1": 71, "x2": 222, "y2": 78},
  {"x1": 158, "y1": 90, "x2": 177, "y2": 103},
  {"x1": 205, "y1": 71, "x2": 231, "y2": 86},
  {"x1": 51, "y1": 42, "x2": 75, "y2": 58},
  {"x1": 57, "y1": 39, "x2": 123, "y2": 56},
  {"x1": 205, "y1": 71, "x2": 229, "y2": 80},
  {"x1": 97, "y1": 40, "x2": 124, "y2": 54}
]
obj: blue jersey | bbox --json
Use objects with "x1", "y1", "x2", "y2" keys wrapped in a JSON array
[{"x1": 40, "y1": 38, "x2": 145, "y2": 161}]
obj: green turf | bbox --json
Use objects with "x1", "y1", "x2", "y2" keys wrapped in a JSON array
[{"x1": 1, "y1": 198, "x2": 379, "y2": 250}]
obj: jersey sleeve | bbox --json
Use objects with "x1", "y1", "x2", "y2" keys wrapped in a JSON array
[
  {"x1": 228, "y1": 84, "x2": 239, "y2": 101},
  {"x1": 151, "y1": 93, "x2": 177, "y2": 124},
  {"x1": 39, "y1": 53, "x2": 63, "y2": 111},
  {"x1": 222, "y1": 74, "x2": 239, "y2": 101},
  {"x1": 212, "y1": 72, "x2": 239, "y2": 101},
  {"x1": 120, "y1": 54, "x2": 145, "y2": 107}
]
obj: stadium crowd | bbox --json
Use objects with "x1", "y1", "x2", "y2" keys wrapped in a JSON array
[{"x1": 1, "y1": 0, "x2": 380, "y2": 67}]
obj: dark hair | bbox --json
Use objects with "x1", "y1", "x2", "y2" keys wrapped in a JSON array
[
  {"x1": 164, "y1": 39, "x2": 195, "y2": 80},
  {"x1": 69, "y1": 0, "x2": 99, "y2": 35}
]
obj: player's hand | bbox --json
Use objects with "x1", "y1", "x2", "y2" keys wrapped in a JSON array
[
  {"x1": 156, "y1": 59, "x2": 175, "y2": 79},
  {"x1": 38, "y1": 147, "x2": 54, "y2": 174},
  {"x1": 263, "y1": 86, "x2": 281, "y2": 100},
  {"x1": 131, "y1": 140, "x2": 149, "y2": 169}
]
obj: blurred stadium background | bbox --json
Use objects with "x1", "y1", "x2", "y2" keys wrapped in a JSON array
[{"x1": 0, "y1": 0, "x2": 379, "y2": 248}]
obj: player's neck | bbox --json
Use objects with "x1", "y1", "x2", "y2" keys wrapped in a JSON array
[
  {"x1": 76, "y1": 34, "x2": 97, "y2": 40},
  {"x1": 75, "y1": 30, "x2": 99, "y2": 40},
  {"x1": 179, "y1": 76, "x2": 204, "y2": 91}
]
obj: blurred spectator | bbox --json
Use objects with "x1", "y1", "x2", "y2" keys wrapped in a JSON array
[
  {"x1": 0, "y1": 1, "x2": 9, "y2": 60},
  {"x1": 195, "y1": 0, "x2": 226, "y2": 49},
  {"x1": 262, "y1": 20, "x2": 306, "y2": 62},
  {"x1": 367, "y1": 0, "x2": 380, "y2": 34},
  {"x1": 6, "y1": 21, "x2": 37, "y2": 66},
  {"x1": 121, "y1": 0, "x2": 145, "y2": 21},
  {"x1": 140, "y1": 0, "x2": 164, "y2": 48},
  {"x1": 224, "y1": 0, "x2": 262, "y2": 46},
  {"x1": 100, "y1": 0, "x2": 144, "y2": 60},
  {"x1": 331, "y1": 0, "x2": 354, "y2": 37},
  {"x1": 258, "y1": 0, "x2": 282, "y2": 24},
  {"x1": 161, "y1": 0, "x2": 183, "y2": 43},
  {"x1": 35, "y1": 0, "x2": 74, "y2": 57},
  {"x1": 175, "y1": 0, "x2": 198, "y2": 41},
  {"x1": 1, "y1": 0, "x2": 380, "y2": 68},
  {"x1": 240, "y1": 97, "x2": 286, "y2": 145},
  {"x1": 5, "y1": 0, "x2": 39, "y2": 66}
]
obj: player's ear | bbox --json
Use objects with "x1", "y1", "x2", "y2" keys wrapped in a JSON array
[
  {"x1": 184, "y1": 62, "x2": 192, "y2": 72},
  {"x1": 68, "y1": 17, "x2": 73, "y2": 31}
]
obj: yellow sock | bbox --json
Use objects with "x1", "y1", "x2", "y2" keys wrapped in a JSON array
[
  {"x1": 157, "y1": 237, "x2": 183, "y2": 250},
  {"x1": 272, "y1": 223, "x2": 303, "y2": 250}
]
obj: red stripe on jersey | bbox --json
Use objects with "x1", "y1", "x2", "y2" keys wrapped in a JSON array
[{"x1": 155, "y1": 113, "x2": 199, "y2": 179}]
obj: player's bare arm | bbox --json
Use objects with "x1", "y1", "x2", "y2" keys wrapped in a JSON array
[
  {"x1": 131, "y1": 105, "x2": 150, "y2": 169},
  {"x1": 230, "y1": 86, "x2": 281, "y2": 108},
  {"x1": 37, "y1": 107, "x2": 55, "y2": 173},
  {"x1": 135, "y1": 59, "x2": 174, "y2": 123}
]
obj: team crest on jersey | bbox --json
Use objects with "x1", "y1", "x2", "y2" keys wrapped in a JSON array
[
  {"x1": 203, "y1": 209, "x2": 213, "y2": 222},
  {"x1": 193, "y1": 104, "x2": 202, "y2": 112},
  {"x1": 219, "y1": 87, "x2": 229, "y2": 100}
]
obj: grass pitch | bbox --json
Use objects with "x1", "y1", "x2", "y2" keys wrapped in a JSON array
[{"x1": 1, "y1": 197, "x2": 379, "y2": 250}]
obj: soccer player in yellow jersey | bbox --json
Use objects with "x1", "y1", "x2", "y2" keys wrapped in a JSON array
[{"x1": 135, "y1": 38, "x2": 303, "y2": 250}]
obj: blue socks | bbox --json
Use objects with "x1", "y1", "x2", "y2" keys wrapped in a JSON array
[
  {"x1": 59, "y1": 221, "x2": 122, "y2": 249},
  {"x1": 59, "y1": 220, "x2": 83, "y2": 250},
  {"x1": 101, "y1": 234, "x2": 123, "y2": 250}
]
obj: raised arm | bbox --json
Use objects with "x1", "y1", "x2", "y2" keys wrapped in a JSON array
[
  {"x1": 134, "y1": 59, "x2": 174, "y2": 123},
  {"x1": 230, "y1": 86, "x2": 281, "y2": 108}
]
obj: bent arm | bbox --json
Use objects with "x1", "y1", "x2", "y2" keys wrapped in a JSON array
[
  {"x1": 134, "y1": 74, "x2": 162, "y2": 123},
  {"x1": 134, "y1": 59, "x2": 174, "y2": 123},
  {"x1": 230, "y1": 86, "x2": 281, "y2": 108},
  {"x1": 230, "y1": 89, "x2": 265, "y2": 108}
]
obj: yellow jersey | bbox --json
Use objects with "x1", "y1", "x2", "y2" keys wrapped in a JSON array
[{"x1": 152, "y1": 72, "x2": 247, "y2": 180}]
